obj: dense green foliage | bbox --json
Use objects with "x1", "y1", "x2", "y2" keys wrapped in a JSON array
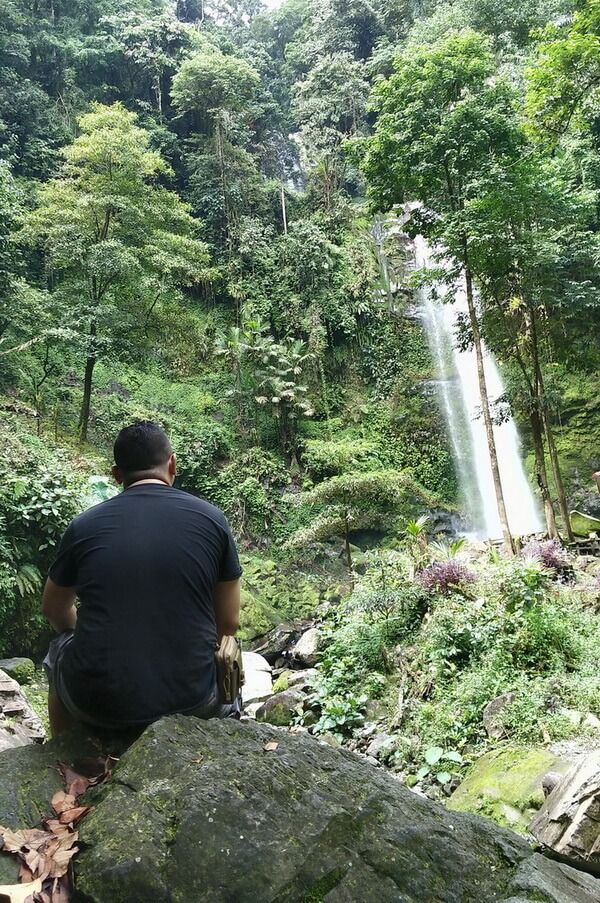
[
  {"x1": 1, "y1": 0, "x2": 600, "y2": 804},
  {"x1": 314, "y1": 535, "x2": 600, "y2": 790}
]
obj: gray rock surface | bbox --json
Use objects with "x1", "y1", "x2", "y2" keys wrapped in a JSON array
[
  {"x1": 482, "y1": 691, "x2": 517, "y2": 739},
  {"x1": 0, "y1": 728, "x2": 97, "y2": 883},
  {"x1": 255, "y1": 689, "x2": 304, "y2": 726},
  {"x1": 277, "y1": 667, "x2": 318, "y2": 691},
  {"x1": 241, "y1": 651, "x2": 272, "y2": 706},
  {"x1": 0, "y1": 668, "x2": 45, "y2": 752},
  {"x1": 249, "y1": 621, "x2": 310, "y2": 664},
  {"x1": 366, "y1": 732, "x2": 396, "y2": 761},
  {"x1": 0, "y1": 717, "x2": 599, "y2": 900},
  {"x1": 290, "y1": 626, "x2": 322, "y2": 666},
  {"x1": 530, "y1": 750, "x2": 600, "y2": 876}
]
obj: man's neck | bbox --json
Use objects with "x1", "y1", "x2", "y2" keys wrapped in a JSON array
[{"x1": 125, "y1": 478, "x2": 171, "y2": 489}]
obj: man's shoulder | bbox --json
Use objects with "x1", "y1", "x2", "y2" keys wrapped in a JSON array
[
  {"x1": 170, "y1": 488, "x2": 229, "y2": 529},
  {"x1": 67, "y1": 493, "x2": 122, "y2": 532}
]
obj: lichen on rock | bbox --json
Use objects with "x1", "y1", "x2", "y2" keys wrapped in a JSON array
[
  {"x1": 447, "y1": 745, "x2": 572, "y2": 833},
  {"x1": 1, "y1": 718, "x2": 599, "y2": 902}
]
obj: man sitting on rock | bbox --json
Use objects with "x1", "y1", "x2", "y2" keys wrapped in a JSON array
[{"x1": 42, "y1": 421, "x2": 243, "y2": 736}]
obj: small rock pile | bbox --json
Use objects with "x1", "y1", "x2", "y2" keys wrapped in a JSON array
[
  {"x1": 243, "y1": 621, "x2": 323, "y2": 725},
  {"x1": 0, "y1": 668, "x2": 45, "y2": 753}
]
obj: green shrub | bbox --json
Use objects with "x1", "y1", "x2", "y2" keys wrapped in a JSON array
[
  {"x1": 238, "y1": 555, "x2": 320, "y2": 640},
  {"x1": 0, "y1": 416, "x2": 90, "y2": 657}
]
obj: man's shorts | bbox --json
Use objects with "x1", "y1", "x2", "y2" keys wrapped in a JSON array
[{"x1": 43, "y1": 631, "x2": 241, "y2": 731}]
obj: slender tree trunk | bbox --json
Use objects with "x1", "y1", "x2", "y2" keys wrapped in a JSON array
[
  {"x1": 489, "y1": 294, "x2": 558, "y2": 538},
  {"x1": 215, "y1": 118, "x2": 230, "y2": 252},
  {"x1": 78, "y1": 322, "x2": 97, "y2": 445},
  {"x1": 541, "y1": 397, "x2": 574, "y2": 542},
  {"x1": 530, "y1": 407, "x2": 559, "y2": 537},
  {"x1": 281, "y1": 183, "x2": 288, "y2": 235},
  {"x1": 528, "y1": 309, "x2": 574, "y2": 542},
  {"x1": 463, "y1": 262, "x2": 514, "y2": 553},
  {"x1": 344, "y1": 510, "x2": 353, "y2": 574}
]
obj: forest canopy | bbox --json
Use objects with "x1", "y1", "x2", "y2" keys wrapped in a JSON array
[{"x1": 0, "y1": 0, "x2": 599, "y2": 651}]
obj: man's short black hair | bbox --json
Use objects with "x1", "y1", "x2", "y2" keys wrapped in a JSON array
[{"x1": 114, "y1": 421, "x2": 173, "y2": 474}]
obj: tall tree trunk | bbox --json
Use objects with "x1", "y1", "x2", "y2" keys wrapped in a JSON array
[
  {"x1": 215, "y1": 118, "x2": 231, "y2": 252},
  {"x1": 78, "y1": 322, "x2": 97, "y2": 445},
  {"x1": 530, "y1": 407, "x2": 559, "y2": 537},
  {"x1": 490, "y1": 294, "x2": 557, "y2": 538},
  {"x1": 463, "y1": 263, "x2": 514, "y2": 553},
  {"x1": 541, "y1": 397, "x2": 574, "y2": 542},
  {"x1": 281, "y1": 183, "x2": 288, "y2": 235},
  {"x1": 344, "y1": 510, "x2": 353, "y2": 575},
  {"x1": 528, "y1": 309, "x2": 574, "y2": 542}
]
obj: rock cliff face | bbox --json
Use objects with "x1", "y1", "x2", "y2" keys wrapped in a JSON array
[{"x1": 1, "y1": 716, "x2": 600, "y2": 902}]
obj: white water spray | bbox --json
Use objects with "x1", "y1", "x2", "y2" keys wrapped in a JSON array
[{"x1": 415, "y1": 236, "x2": 543, "y2": 539}]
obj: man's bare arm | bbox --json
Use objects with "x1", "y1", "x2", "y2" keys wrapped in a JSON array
[
  {"x1": 42, "y1": 578, "x2": 77, "y2": 632},
  {"x1": 214, "y1": 578, "x2": 241, "y2": 641}
]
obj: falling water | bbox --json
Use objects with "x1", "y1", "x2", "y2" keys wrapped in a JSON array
[{"x1": 414, "y1": 236, "x2": 543, "y2": 539}]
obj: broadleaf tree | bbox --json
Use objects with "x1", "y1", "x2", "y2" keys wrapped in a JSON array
[{"x1": 22, "y1": 102, "x2": 212, "y2": 442}]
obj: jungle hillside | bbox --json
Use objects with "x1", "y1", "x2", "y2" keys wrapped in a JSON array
[{"x1": 1, "y1": 0, "x2": 600, "y2": 826}]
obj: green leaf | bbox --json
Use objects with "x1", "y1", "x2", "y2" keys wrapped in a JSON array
[
  {"x1": 442, "y1": 751, "x2": 463, "y2": 764},
  {"x1": 436, "y1": 771, "x2": 452, "y2": 786},
  {"x1": 424, "y1": 746, "x2": 444, "y2": 766}
]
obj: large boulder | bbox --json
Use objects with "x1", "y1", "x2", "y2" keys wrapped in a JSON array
[
  {"x1": 255, "y1": 689, "x2": 304, "y2": 726},
  {"x1": 0, "y1": 728, "x2": 97, "y2": 883},
  {"x1": 0, "y1": 669, "x2": 45, "y2": 752},
  {"x1": 530, "y1": 750, "x2": 600, "y2": 876},
  {"x1": 249, "y1": 621, "x2": 310, "y2": 665},
  {"x1": 1, "y1": 717, "x2": 599, "y2": 901},
  {"x1": 0, "y1": 657, "x2": 35, "y2": 685},
  {"x1": 241, "y1": 651, "x2": 272, "y2": 706},
  {"x1": 290, "y1": 626, "x2": 322, "y2": 666},
  {"x1": 448, "y1": 745, "x2": 572, "y2": 833}
]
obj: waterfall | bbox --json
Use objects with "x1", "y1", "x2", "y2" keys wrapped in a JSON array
[{"x1": 414, "y1": 236, "x2": 543, "y2": 539}]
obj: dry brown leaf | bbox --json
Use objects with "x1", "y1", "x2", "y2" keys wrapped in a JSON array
[
  {"x1": 58, "y1": 768, "x2": 90, "y2": 800},
  {"x1": 0, "y1": 828, "x2": 50, "y2": 855},
  {"x1": 47, "y1": 832, "x2": 78, "y2": 880},
  {"x1": 50, "y1": 794, "x2": 75, "y2": 817},
  {"x1": 263, "y1": 741, "x2": 279, "y2": 752},
  {"x1": 17, "y1": 865, "x2": 34, "y2": 884},
  {"x1": 43, "y1": 822, "x2": 69, "y2": 839},
  {"x1": 190, "y1": 757, "x2": 204, "y2": 765},
  {"x1": 0, "y1": 878, "x2": 42, "y2": 903},
  {"x1": 57, "y1": 808, "x2": 90, "y2": 826}
]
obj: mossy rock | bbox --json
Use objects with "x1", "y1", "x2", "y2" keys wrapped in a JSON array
[
  {"x1": 1, "y1": 719, "x2": 599, "y2": 901},
  {"x1": 448, "y1": 746, "x2": 571, "y2": 833},
  {"x1": 0, "y1": 658, "x2": 35, "y2": 685},
  {"x1": 239, "y1": 589, "x2": 280, "y2": 641},
  {"x1": 255, "y1": 690, "x2": 304, "y2": 727},
  {"x1": 272, "y1": 672, "x2": 290, "y2": 694}
]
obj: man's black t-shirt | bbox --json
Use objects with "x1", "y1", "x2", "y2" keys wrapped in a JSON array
[{"x1": 49, "y1": 483, "x2": 242, "y2": 726}]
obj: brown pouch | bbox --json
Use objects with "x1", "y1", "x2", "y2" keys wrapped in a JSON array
[{"x1": 215, "y1": 636, "x2": 245, "y2": 705}]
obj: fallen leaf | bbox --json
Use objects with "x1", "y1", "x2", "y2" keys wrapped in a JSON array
[
  {"x1": 58, "y1": 807, "x2": 90, "y2": 826},
  {"x1": 17, "y1": 865, "x2": 34, "y2": 884},
  {"x1": 190, "y1": 757, "x2": 204, "y2": 765},
  {"x1": 50, "y1": 794, "x2": 75, "y2": 816},
  {"x1": 0, "y1": 878, "x2": 42, "y2": 903},
  {"x1": 58, "y1": 768, "x2": 90, "y2": 800},
  {"x1": 44, "y1": 822, "x2": 69, "y2": 839},
  {"x1": 263, "y1": 742, "x2": 279, "y2": 752},
  {"x1": 0, "y1": 828, "x2": 50, "y2": 855}
]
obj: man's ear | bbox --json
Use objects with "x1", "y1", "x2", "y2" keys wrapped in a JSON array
[
  {"x1": 168, "y1": 453, "x2": 177, "y2": 483},
  {"x1": 112, "y1": 464, "x2": 124, "y2": 486}
]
